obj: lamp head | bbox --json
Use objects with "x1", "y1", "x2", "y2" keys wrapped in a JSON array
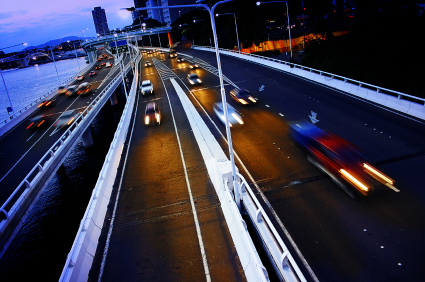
[{"x1": 256, "y1": 1, "x2": 261, "y2": 6}]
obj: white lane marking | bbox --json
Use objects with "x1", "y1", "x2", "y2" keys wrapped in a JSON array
[
  {"x1": 265, "y1": 104, "x2": 270, "y2": 107},
  {"x1": 163, "y1": 77, "x2": 211, "y2": 281},
  {"x1": 279, "y1": 113, "x2": 284, "y2": 117},
  {"x1": 173, "y1": 63, "x2": 320, "y2": 282},
  {"x1": 26, "y1": 132, "x2": 38, "y2": 142},
  {"x1": 98, "y1": 89, "x2": 140, "y2": 282}
]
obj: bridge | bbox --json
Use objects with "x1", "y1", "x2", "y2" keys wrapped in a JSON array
[{"x1": 1, "y1": 31, "x2": 425, "y2": 282}]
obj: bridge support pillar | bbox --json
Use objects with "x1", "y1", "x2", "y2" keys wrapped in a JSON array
[
  {"x1": 82, "y1": 127, "x2": 94, "y2": 148},
  {"x1": 110, "y1": 90, "x2": 118, "y2": 105}
]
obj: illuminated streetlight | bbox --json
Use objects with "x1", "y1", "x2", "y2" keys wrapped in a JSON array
[
  {"x1": 67, "y1": 40, "x2": 81, "y2": 71},
  {"x1": 257, "y1": 1, "x2": 292, "y2": 57}
]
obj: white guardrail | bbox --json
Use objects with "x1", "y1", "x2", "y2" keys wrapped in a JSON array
[
  {"x1": 192, "y1": 45, "x2": 425, "y2": 120},
  {"x1": 0, "y1": 54, "x2": 135, "y2": 256},
  {"x1": 59, "y1": 52, "x2": 140, "y2": 282},
  {"x1": 0, "y1": 61, "x2": 96, "y2": 130}
]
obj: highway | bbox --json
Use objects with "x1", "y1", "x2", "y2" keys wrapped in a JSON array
[
  {"x1": 95, "y1": 46, "x2": 425, "y2": 282},
  {"x1": 0, "y1": 50, "x2": 130, "y2": 206}
]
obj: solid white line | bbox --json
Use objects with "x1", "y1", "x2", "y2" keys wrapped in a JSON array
[
  {"x1": 172, "y1": 61, "x2": 319, "y2": 282},
  {"x1": 26, "y1": 132, "x2": 37, "y2": 142},
  {"x1": 98, "y1": 75, "x2": 141, "y2": 282},
  {"x1": 161, "y1": 75, "x2": 211, "y2": 281}
]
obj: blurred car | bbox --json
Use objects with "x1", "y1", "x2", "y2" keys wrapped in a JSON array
[
  {"x1": 159, "y1": 50, "x2": 165, "y2": 54},
  {"x1": 108, "y1": 56, "x2": 114, "y2": 59},
  {"x1": 169, "y1": 50, "x2": 177, "y2": 58},
  {"x1": 55, "y1": 110, "x2": 80, "y2": 128},
  {"x1": 144, "y1": 102, "x2": 161, "y2": 125},
  {"x1": 65, "y1": 85, "x2": 78, "y2": 96},
  {"x1": 288, "y1": 121, "x2": 397, "y2": 197},
  {"x1": 97, "y1": 57, "x2": 102, "y2": 61},
  {"x1": 38, "y1": 98, "x2": 56, "y2": 108},
  {"x1": 89, "y1": 71, "x2": 96, "y2": 76},
  {"x1": 105, "y1": 62, "x2": 112, "y2": 67},
  {"x1": 140, "y1": 80, "x2": 154, "y2": 95},
  {"x1": 77, "y1": 82, "x2": 92, "y2": 95},
  {"x1": 188, "y1": 63, "x2": 199, "y2": 69},
  {"x1": 147, "y1": 50, "x2": 153, "y2": 54},
  {"x1": 76, "y1": 75, "x2": 84, "y2": 81},
  {"x1": 229, "y1": 88, "x2": 257, "y2": 105},
  {"x1": 57, "y1": 85, "x2": 67, "y2": 94},
  {"x1": 26, "y1": 114, "x2": 50, "y2": 130},
  {"x1": 100, "y1": 62, "x2": 106, "y2": 66},
  {"x1": 145, "y1": 61, "x2": 152, "y2": 67},
  {"x1": 187, "y1": 73, "x2": 202, "y2": 85},
  {"x1": 213, "y1": 102, "x2": 244, "y2": 127},
  {"x1": 176, "y1": 56, "x2": 185, "y2": 62},
  {"x1": 95, "y1": 65, "x2": 101, "y2": 70}
]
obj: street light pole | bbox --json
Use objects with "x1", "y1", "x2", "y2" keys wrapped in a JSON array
[
  {"x1": 122, "y1": 0, "x2": 242, "y2": 209},
  {"x1": 257, "y1": 1, "x2": 292, "y2": 57},
  {"x1": 0, "y1": 42, "x2": 27, "y2": 116},
  {"x1": 68, "y1": 40, "x2": 80, "y2": 71},
  {"x1": 216, "y1": 13, "x2": 240, "y2": 52}
]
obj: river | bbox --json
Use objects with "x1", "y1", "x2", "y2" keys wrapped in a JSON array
[
  {"x1": 0, "y1": 57, "x2": 87, "y2": 122},
  {"x1": 0, "y1": 58, "x2": 126, "y2": 281}
]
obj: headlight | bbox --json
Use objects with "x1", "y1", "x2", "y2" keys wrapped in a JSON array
[
  {"x1": 150, "y1": 89, "x2": 153, "y2": 93},
  {"x1": 231, "y1": 113, "x2": 244, "y2": 124},
  {"x1": 238, "y1": 99, "x2": 248, "y2": 105},
  {"x1": 363, "y1": 163, "x2": 394, "y2": 185},
  {"x1": 156, "y1": 113, "x2": 160, "y2": 123},
  {"x1": 197, "y1": 79, "x2": 202, "y2": 83},
  {"x1": 145, "y1": 116, "x2": 149, "y2": 124},
  {"x1": 189, "y1": 80, "x2": 195, "y2": 85},
  {"x1": 339, "y1": 169, "x2": 370, "y2": 192},
  {"x1": 248, "y1": 96, "x2": 257, "y2": 103}
]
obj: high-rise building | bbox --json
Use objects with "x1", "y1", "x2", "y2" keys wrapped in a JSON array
[
  {"x1": 145, "y1": 0, "x2": 197, "y2": 26},
  {"x1": 132, "y1": 0, "x2": 148, "y2": 22},
  {"x1": 92, "y1": 7, "x2": 110, "y2": 36}
]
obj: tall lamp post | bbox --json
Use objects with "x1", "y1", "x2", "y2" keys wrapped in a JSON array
[
  {"x1": 122, "y1": 0, "x2": 242, "y2": 209},
  {"x1": 67, "y1": 40, "x2": 81, "y2": 71},
  {"x1": 256, "y1": 1, "x2": 292, "y2": 57},
  {"x1": 0, "y1": 42, "x2": 27, "y2": 116},
  {"x1": 216, "y1": 13, "x2": 240, "y2": 52}
]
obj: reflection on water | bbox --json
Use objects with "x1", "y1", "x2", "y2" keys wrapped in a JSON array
[{"x1": 0, "y1": 57, "x2": 86, "y2": 121}]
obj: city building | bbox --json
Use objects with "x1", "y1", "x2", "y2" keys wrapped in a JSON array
[
  {"x1": 145, "y1": 0, "x2": 197, "y2": 26},
  {"x1": 92, "y1": 7, "x2": 110, "y2": 36},
  {"x1": 132, "y1": 0, "x2": 148, "y2": 22}
]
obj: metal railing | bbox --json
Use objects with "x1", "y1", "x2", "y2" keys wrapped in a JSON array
[
  {"x1": 193, "y1": 45, "x2": 425, "y2": 106},
  {"x1": 0, "y1": 61, "x2": 96, "y2": 129},
  {"x1": 0, "y1": 56, "x2": 136, "y2": 242}
]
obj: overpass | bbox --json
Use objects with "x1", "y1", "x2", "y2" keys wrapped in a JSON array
[{"x1": 1, "y1": 37, "x2": 425, "y2": 282}]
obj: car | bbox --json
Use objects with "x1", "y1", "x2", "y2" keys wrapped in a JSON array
[
  {"x1": 169, "y1": 50, "x2": 177, "y2": 58},
  {"x1": 89, "y1": 71, "x2": 96, "y2": 76},
  {"x1": 145, "y1": 61, "x2": 152, "y2": 67},
  {"x1": 288, "y1": 121, "x2": 397, "y2": 197},
  {"x1": 76, "y1": 75, "x2": 84, "y2": 81},
  {"x1": 105, "y1": 62, "x2": 112, "y2": 67},
  {"x1": 77, "y1": 82, "x2": 92, "y2": 95},
  {"x1": 65, "y1": 85, "x2": 78, "y2": 96},
  {"x1": 140, "y1": 80, "x2": 154, "y2": 95},
  {"x1": 176, "y1": 56, "x2": 185, "y2": 62},
  {"x1": 229, "y1": 88, "x2": 257, "y2": 105},
  {"x1": 108, "y1": 56, "x2": 114, "y2": 59},
  {"x1": 100, "y1": 62, "x2": 106, "y2": 66},
  {"x1": 95, "y1": 65, "x2": 101, "y2": 70},
  {"x1": 57, "y1": 85, "x2": 67, "y2": 94},
  {"x1": 97, "y1": 57, "x2": 102, "y2": 61},
  {"x1": 159, "y1": 50, "x2": 165, "y2": 54},
  {"x1": 213, "y1": 102, "x2": 244, "y2": 127},
  {"x1": 188, "y1": 63, "x2": 199, "y2": 69},
  {"x1": 38, "y1": 98, "x2": 56, "y2": 108},
  {"x1": 187, "y1": 73, "x2": 202, "y2": 85},
  {"x1": 144, "y1": 102, "x2": 161, "y2": 125},
  {"x1": 26, "y1": 114, "x2": 50, "y2": 130},
  {"x1": 55, "y1": 110, "x2": 80, "y2": 128}
]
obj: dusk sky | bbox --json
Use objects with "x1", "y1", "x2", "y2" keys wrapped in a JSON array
[{"x1": 0, "y1": 0, "x2": 136, "y2": 53}]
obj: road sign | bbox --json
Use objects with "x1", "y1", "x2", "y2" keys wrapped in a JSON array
[{"x1": 111, "y1": 45, "x2": 129, "y2": 54}]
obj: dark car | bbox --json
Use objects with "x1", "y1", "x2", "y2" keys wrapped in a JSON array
[
  {"x1": 176, "y1": 56, "x2": 184, "y2": 62},
  {"x1": 100, "y1": 62, "x2": 106, "y2": 66},
  {"x1": 57, "y1": 85, "x2": 67, "y2": 94},
  {"x1": 229, "y1": 88, "x2": 257, "y2": 105},
  {"x1": 169, "y1": 50, "x2": 177, "y2": 58},
  {"x1": 289, "y1": 121, "x2": 397, "y2": 197},
  {"x1": 38, "y1": 98, "x2": 56, "y2": 108},
  {"x1": 95, "y1": 65, "x2": 101, "y2": 70},
  {"x1": 55, "y1": 110, "x2": 80, "y2": 128},
  {"x1": 65, "y1": 85, "x2": 78, "y2": 96},
  {"x1": 26, "y1": 114, "x2": 50, "y2": 130},
  {"x1": 144, "y1": 102, "x2": 161, "y2": 125},
  {"x1": 76, "y1": 75, "x2": 84, "y2": 81},
  {"x1": 77, "y1": 82, "x2": 92, "y2": 95},
  {"x1": 89, "y1": 71, "x2": 96, "y2": 76},
  {"x1": 188, "y1": 63, "x2": 199, "y2": 69},
  {"x1": 145, "y1": 61, "x2": 152, "y2": 67},
  {"x1": 187, "y1": 73, "x2": 202, "y2": 85}
]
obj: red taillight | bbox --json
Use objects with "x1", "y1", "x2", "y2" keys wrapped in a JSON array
[
  {"x1": 45, "y1": 101, "x2": 51, "y2": 106},
  {"x1": 38, "y1": 102, "x2": 44, "y2": 108},
  {"x1": 37, "y1": 120, "x2": 45, "y2": 127},
  {"x1": 27, "y1": 122, "x2": 34, "y2": 129},
  {"x1": 67, "y1": 117, "x2": 75, "y2": 125}
]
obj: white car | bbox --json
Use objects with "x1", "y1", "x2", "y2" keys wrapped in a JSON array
[
  {"x1": 213, "y1": 102, "x2": 244, "y2": 127},
  {"x1": 105, "y1": 62, "x2": 112, "y2": 67},
  {"x1": 140, "y1": 80, "x2": 154, "y2": 95}
]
